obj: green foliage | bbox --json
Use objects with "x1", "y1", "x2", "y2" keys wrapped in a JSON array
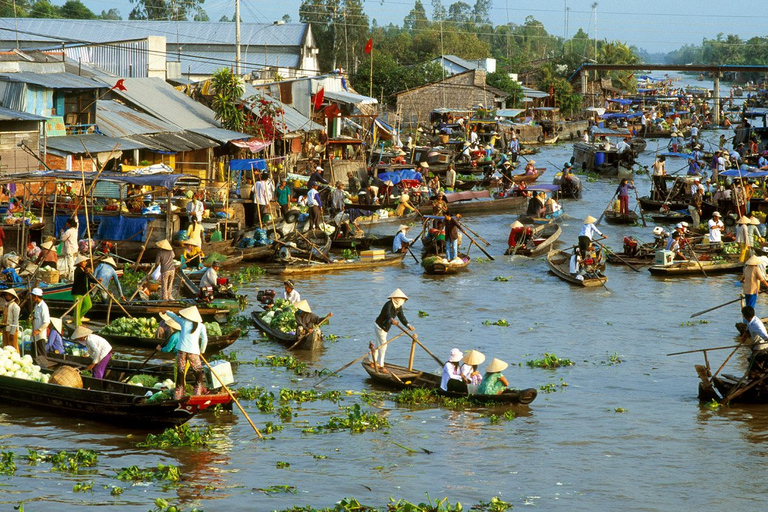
[
  {"x1": 116, "y1": 464, "x2": 181, "y2": 482},
  {"x1": 128, "y1": 0, "x2": 207, "y2": 21},
  {"x1": 137, "y1": 425, "x2": 214, "y2": 448},
  {"x1": 418, "y1": 310, "x2": 430, "y2": 317},
  {"x1": 482, "y1": 319, "x2": 509, "y2": 326},
  {"x1": 492, "y1": 276, "x2": 511, "y2": 282},
  {"x1": 274, "y1": 494, "x2": 511, "y2": 511},
  {"x1": 602, "y1": 353, "x2": 623, "y2": 365},
  {"x1": 253, "y1": 355, "x2": 308, "y2": 375},
  {"x1": 0, "y1": 451, "x2": 16, "y2": 476},
  {"x1": 302, "y1": 404, "x2": 389, "y2": 434},
  {"x1": 48, "y1": 449, "x2": 98, "y2": 472},
  {"x1": 276, "y1": 461, "x2": 291, "y2": 469},
  {"x1": 526, "y1": 353, "x2": 574, "y2": 368},
  {"x1": 210, "y1": 68, "x2": 245, "y2": 132},
  {"x1": 72, "y1": 481, "x2": 94, "y2": 492},
  {"x1": 487, "y1": 71, "x2": 524, "y2": 108}
]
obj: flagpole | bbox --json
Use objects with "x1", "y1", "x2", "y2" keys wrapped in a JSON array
[{"x1": 369, "y1": 42, "x2": 373, "y2": 98}]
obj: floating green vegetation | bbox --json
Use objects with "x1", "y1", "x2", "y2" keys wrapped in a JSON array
[
  {"x1": 393, "y1": 388, "x2": 496, "y2": 409},
  {"x1": 108, "y1": 486, "x2": 124, "y2": 496},
  {"x1": 475, "y1": 257, "x2": 491, "y2": 263},
  {"x1": 482, "y1": 319, "x2": 510, "y2": 327},
  {"x1": 228, "y1": 264, "x2": 266, "y2": 285},
  {"x1": 150, "y1": 497, "x2": 203, "y2": 512},
  {"x1": 704, "y1": 399, "x2": 722, "y2": 410},
  {"x1": 235, "y1": 385, "x2": 267, "y2": 400},
  {"x1": 257, "y1": 484, "x2": 297, "y2": 495},
  {"x1": 274, "y1": 495, "x2": 512, "y2": 511},
  {"x1": 48, "y1": 449, "x2": 98, "y2": 473},
  {"x1": 492, "y1": 276, "x2": 512, "y2": 282},
  {"x1": 302, "y1": 404, "x2": 389, "y2": 434},
  {"x1": 254, "y1": 355, "x2": 308, "y2": 375},
  {"x1": 539, "y1": 381, "x2": 569, "y2": 394},
  {"x1": 526, "y1": 353, "x2": 574, "y2": 368},
  {"x1": 614, "y1": 407, "x2": 628, "y2": 413},
  {"x1": 276, "y1": 461, "x2": 291, "y2": 469},
  {"x1": 418, "y1": 310, "x2": 430, "y2": 317},
  {"x1": 279, "y1": 388, "x2": 342, "y2": 403},
  {"x1": 116, "y1": 464, "x2": 181, "y2": 482},
  {"x1": 680, "y1": 320, "x2": 710, "y2": 327},
  {"x1": 488, "y1": 411, "x2": 516, "y2": 424},
  {"x1": 137, "y1": 425, "x2": 214, "y2": 448},
  {"x1": 262, "y1": 422, "x2": 284, "y2": 435},
  {"x1": 72, "y1": 481, "x2": 94, "y2": 493},
  {"x1": 0, "y1": 451, "x2": 15, "y2": 475},
  {"x1": 602, "y1": 353, "x2": 623, "y2": 366},
  {"x1": 277, "y1": 404, "x2": 294, "y2": 422},
  {"x1": 325, "y1": 333, "x2": 341, "y2": 341}
]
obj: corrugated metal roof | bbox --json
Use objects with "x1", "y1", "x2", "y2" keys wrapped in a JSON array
[
  {"x1": 173, "y1": 51, "x2": 300, "y2": 76},
  {"x1": 0, "y1": 19, "x2": 308, "y2": 47},
  {"x1": 96, "y1": 100, "x2": 180, "y2": 137},
  {"x1": 240, "y1": 86, "x2": 323, "y2": 133},
  {"x1": 0, "y1": 106, "x2": 45, "y2": 121},
  {"x1": 46, "y1": 134, "x2": 146, "y2": 154},
  {"x1": 100, "y1": 77, "x2": 219, "y2": 129},
  {"x1": 0, "y1": 72, "x2": 103, "y2": 89},
  {"x1": 521, "y1": 86, "x2": 549, "y2": 99},
  {"x1": 324, "y1": 90, "x2": 377, "y2": 105},
  {"x1": 190, "y1": 127, "x2": 249, "y2": 143},
  {"x1": 124, "y1": 131, "x2": 218, "y2": 152}
]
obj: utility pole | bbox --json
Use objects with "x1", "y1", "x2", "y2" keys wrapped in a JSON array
[{"x1": 235, "y1": 0, "x2": 241, "y2": 75}]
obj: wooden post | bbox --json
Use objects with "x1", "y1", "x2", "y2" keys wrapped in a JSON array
[{"x1": 408, "y1": 339, "x2": 416, "y2": 371}]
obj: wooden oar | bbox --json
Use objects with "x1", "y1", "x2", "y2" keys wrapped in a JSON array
[
  {"x1": 690, "y1": 294, "x2": 748, "y2": 318},
  {"x1": 312, "y1": 332, "x2": 406, "y2": 388},
  {"x1": 667, "y1": 344, "x2": 743, "y2": 356},
  {"x1": 686, "y1": 242, "x2": 708, "y2": 278},
  {"x1": 394, "y1": 323, "x2": 444, "y2": 367},
  {"x1": 596, "y1": 242, "x2": 641, "y2": 272},
  {"x1": 89, "y1": 272, "x2": 133, "y2": 318},
  {"x1": 633, "y1": 186, "x2": 647, "y2": 227},
  {"x1": 596, "y1": 189, "x2": 619, "y2": 226},
  {"x1": 132, "y1": 224, "x2": 155, "y2": 270},
  {"x1": 288, "y1": 313, "x2": 332, "y2": 350},
  {"x1": 456, "y1": 224, "x2": 494, "y2": 261},
  {"x1": 294, "y1": 229, "x2": 332, "y2": 263},
  {"x1": 200, "y1": 354, "x2": 262, "y2": 439},
  {"x1": 457, "y1": 221, "x2": 490, "y2": 246},
  {"x1": 121, "y1": 348, "x2": 159, "y2": 383},
  {"x1": 60, "y1": 284, "x2": 98, "y2": 320}
]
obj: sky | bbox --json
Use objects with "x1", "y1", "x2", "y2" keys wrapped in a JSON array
[{"x1": 78, "y1": 0, "x2": 768, "y2": 54}]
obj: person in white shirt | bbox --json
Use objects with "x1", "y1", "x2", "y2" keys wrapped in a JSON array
[
  {"x1": 578, "y1": 215, "x2": 605, "y2": 256},
  {"x1": 708, "y1": 212, "x2": 724, "y2": 244},
  {"x1": 283, "y1": 280, "x2": 301, "y2": 304},
  {"x1": 307, "y1": 183, "x2": 322, "y2": 230},
  {"x1": 569, "y1": 250, "x2": 583, "y2": 281},
  {"x1": 616, "y1": 139, "x2": 630, "y2": 154},
  {"x1": 186, "y1": 196, "x2": 204, "y2": 223},
  {"x1": 445, "y1": 165, "x2": 457, "y2": 190},
  {"x1": 71, "y1": 326, "x2": 112, "y2": 379},
  {"x1": 469, "y1": 129, "x2": 478, "y2": 145},
  {"x1": 59, "y1": 218, "x2": 79, "y2": 281},
  {"x1": 742, "y1": 306, "x2": 768, "y2": 352},
  {"x1": 199, "y1": 260, "x2": 221, "y2": 290}
]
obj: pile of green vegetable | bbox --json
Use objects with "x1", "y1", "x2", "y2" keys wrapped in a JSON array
[
  {"x1": 102, "y1": 317, "x2": 159, "y2": 338},
  {"x1": 421, "y1": 256, "x2": 440, "y2": 269},
  {"x1": 204, "y1": 322, "x2": 222, "y2": 336},
  {"x1": 259, "y1": 298, "x2": 297, "y2": 333}
]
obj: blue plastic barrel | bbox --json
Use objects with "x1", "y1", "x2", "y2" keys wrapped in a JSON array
[{"x1": 594, "y1": 152, "x2": 606, "y2": 166}]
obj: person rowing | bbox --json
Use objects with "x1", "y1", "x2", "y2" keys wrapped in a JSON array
[
  {"x1": 578, "y1": 215, "x2": 605, "y2": 257},
  {"x1": 294, "y1": 300, "x2": 332, "y2": 339},
  {"x1": 372, "y1": 289, "x2": 414, "y2": 372}
]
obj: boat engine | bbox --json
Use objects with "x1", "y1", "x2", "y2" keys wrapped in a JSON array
[
  {"x1": 257, "y1": 289, "x2": 276, "y2": 306},
  {"x1": 623, "y1": 236, "x2": 639, "y2": 256},
  {"x1": 198, "y1": 286, "x2": 214, "y2": 302}
]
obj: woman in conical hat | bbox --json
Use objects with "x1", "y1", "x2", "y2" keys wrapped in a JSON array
[
  {"x1": 478, "y1": 358, "x2": 510, "y2": 395},
  {"x1": 164, "y1": 307, "x2": 207, "y2": 399},
  {"x1": 372, "y1": 289, "x2": 414, "y2": 372},
  {"x1": 579, "y1": 215, "x2": 604, "y2": 257},
  {"x1": 461, "y1": 349, "x2": 486, "y2": 386}
]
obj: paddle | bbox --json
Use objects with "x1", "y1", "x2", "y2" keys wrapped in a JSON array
[
  {"x1": 89, "y1": 272, "x2": 133, "y2": 318},
  {"x1": 312, "y1": 332, "x2": 406, "y2": 388},
  {"x1": 685, "y1": 241, "x2": 708, "y2": 278},
  {"x1": 288, "y1": 313, "x2": 332, "y2": 350},
  {"x1": 294, "y1": 229, "x2": 332, "y2": 263},
  {"x1": 121, "y1": 348, "x2": 159, "y2": 383},
  {"x1": 595, "y1": 241, "x2": 641, "y2": 272},
  {"x1": 200, "y1": 354, "x2": 263, "y2": 439},
  {"x1": 596, "y1": 189, "x2": 619, "y2": 226},
  {"x1": 455, "y1": 222, "x2": 494, "y2": 261},
  {"x1": 667, "y1": 344, "x2": 744, "y2": 357},
  {"x1": 394, "y1": 323, "x2": 444, "y2": 368},
  {"x1": 690, "y1": 294, "x2": 750, "y2": 318},
  {"x1": 457, "y1": 221, "x2": 490, "y2": 246},
  {"x1": 633, "y1": 185, "x2": 647, "y2": 227}
]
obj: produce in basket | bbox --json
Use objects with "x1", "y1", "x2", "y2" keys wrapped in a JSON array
[{"x1": 101, "y1": 317, "x2": 160, "y2": 338}]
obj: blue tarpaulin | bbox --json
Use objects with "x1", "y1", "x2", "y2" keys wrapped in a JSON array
[
  {"x1": 25, "y1": 171, "x2": 196, "y2": 190},
  {"x1": 601, "y1": 112, "x2": 643, "y2": 119},
  {"x1": 229, "y1": 159, "x2": 267, "y2": 171},
  {"x1": 607, "y1": 99, "x2": 634, "y2": 105},
  {"x1": 377, "y1": 169, "x2": 423, "y2": 185},
  {"x1": 55, "y1": 214, "x2": 93, "y2": 239},
  {"x1": 96, "y1": 216, "x2": 150, "y2": 242},
  {"x1": 719, "y1": 169, "x2": 768, "y2": 178}
]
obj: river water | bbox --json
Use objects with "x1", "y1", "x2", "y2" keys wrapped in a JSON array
[{"x1": 2, "y1": 75, "x2": 766, "y2": 511}]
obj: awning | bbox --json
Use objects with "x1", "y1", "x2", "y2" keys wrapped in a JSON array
[
  {"x1": 607, "y1": 98, "x2": 635, "y2": 105},
  {"x1": 496, "y1": 109, "x2": 524, "y2": 118},
  {"x1": 46, "y1": 134, "x2": 145, "y2": 154},
  {"x1": 592, "y1": 127, "x2": 632, "y2": 137},
  {"x1": 15, "y1": 170, "x2": 199, "y2": 189},
  {"x1": 527, "y1": 184, "x2": 560, "y2": 192},
  {"x1": 324, "y1": 90, "x2": 378, "y2": 105},
  {"x1": 191, "y1": 127, "x2": 250, "y2": 143},
  {"x1": 229, "y1": 159, "x2": 267, "y2": 171},
  {"x1": 720, "y1": 169, "x2": 768, "y2": 178},
  {"x1": 231, "y1": 140, "x2": 272, "y2": 152},
  {"x1": 374, "y1": 118, "x2": 395, "y2": 139}
]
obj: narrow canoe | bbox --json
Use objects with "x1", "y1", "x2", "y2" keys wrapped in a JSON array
[
  {"x1": 240, "y1": 244, "x2": 276, "y2": 262},
  {"x1": 46, "y1": 298, "x2": 239, "y2": 321},
  {"x1": 507, "y1": 223, "x2": 562, "y2": 257},
  {"x1": 422, "y1": 253, "x2": 470, "y2": 275},
  {"x1": 361, "y1": 362, "x2": 538, "y2": 405},
  {"x1": 267, "y1": 252, "x2": 407, "y2": 275},
  {"x1": 417, "y1": 191, "x2": 527, "y2": 215},
  {"x1": 603, "y1": 210, "x2": 639, "y2": 225},
  {"x1": 546, "y1": 250, "x2": 608, "y2": 287},
  {"x1": 648, "y1": 259, "x2": 742, "y2": 276},
  {"x1": 250, "y1": 311, "x2": 321, "y2": 351}
]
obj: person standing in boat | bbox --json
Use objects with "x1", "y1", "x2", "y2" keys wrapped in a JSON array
[
  {"x1": 392, "y1": 225, "x2": 413, "y2": 254},
  {"x1": 508, "y1": 132, "x2": 519, "y2": 163},
  {"x1": 444, "y1": 212, "x2": 462, "y2": 262},
  {"x1": 283, "y1": 280, "x2": 301, "y2": 304},
  {"x1": 165, "y1": 306, "x2": 208, "y2": 398},
  {"x1": 431, "y1": 191, "x2": 448, "y2": 216},
  {"x1": 440, "y1": 348, "x2": 467, "y2": 391},
  {"x1": 478, "y1": 358, "x2": 510, "y2": 395},
  {"x1": 154, "y1": 239, "x2": 176, "y2": 301},
  {"x1": 72, "y1": 255, "x2": 98, "y2": 326},
  {"x1": 71, "y1": 326, "x2": 113, "y2": 380},
  {"x1": 186, "y1": 218, "x2": 204, "y2": 248},
  {"x1": 372, "y1": 288, "x2": 414, "y2": 372},
  {"x1": 1, "y1": 289, "x2": 19, "y2": 352},
  {"x1": 652, "y1": 156, "x2": 667, "y2": 200},
  {"x1": 275, "y1": 178, "x2": 292, "y2": 220},
  {"x1": 708, "y1": 212, "x2": 724, "y2": 246},
  {"x1": 742, "y1": 256, "x2": 768, "y2": 310},
  {"x1": 616, "y1": 179, "x2": 635, "y2": 216},
  {"x1": 737, "y1": 216, "x2": 751, "y2": 262},
  {"x1": 185, "y1": 193, "x2": 204, "y2": 223},
  {"x1": 578, "y1": 215, "x2": 604, "y2": 257},
  {"x1": 59, "y1": 218, "x2": 79, "y2": 281},
  {"x1": 445, "y1": 164, "x2": 457, "y2": 191},
  {"x1": 307, "y1": 182, "x2": 323, "y2": 231},
  {"x1": 35, "y1": 240, "x2": 58, "y2": 269},
  {"x1": 330, "y1": 181, "x2": 347, "y2": 216},
  {"x1": 93, "y1": 257, "x2": 124, "y2": 303},
  {"x1": 30, "y1": 288, "x2": 49, "y2": 348}
]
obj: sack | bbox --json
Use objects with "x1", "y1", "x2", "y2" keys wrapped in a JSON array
[{"x1": 151, "y1": 265, "x2": 161, "y2": 281}]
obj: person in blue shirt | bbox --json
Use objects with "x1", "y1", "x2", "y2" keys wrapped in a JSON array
[
  {"x1": 93, "y1": 257, "x2": 124, "y2": 302},
  {"x1": 45, "y1": 317, "x2": 65, "y2": 354},
  {"x1": 392, "y1": 225, "x2": 413, "y2": 253},
  {"x1": 155, "y1": 312, "x2": 182, "y2": 382},
  {"x1": 164, "y1": 306, "x2": 208, "y2": 399}
]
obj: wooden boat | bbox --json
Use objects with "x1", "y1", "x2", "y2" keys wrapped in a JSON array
[
  {"x1": 506, "y1": 223, "x2": 562, "y2": 257},
  {"x1": 417, "y1": 190, "x2": 526, "y2": 215},
  {"x1": 240, "y1": 244, "x2": 275, "y2": 262},
  {"x1": 45, "y1": 298, "x2": 240, "y2": 321},
  {"x1": 330, "y1": 234, "x2": 396, "y2": 251},
  {"x1": 0, "y1": 370, "x2": 230, "y2": 427},
  {"x1": 172, "y1": 238, "x2": 236, "y2": 258},
  {"x1": 648, "y1": 258, "x2": 743, "y2": 276},
  {"x1": 267, "y1": 252, "x2": 407, "y2": 275},
  {"x1": 512, "y1": 168, "x2": 546, "y2": 184},
  {"x1": 354, "y1": 212, "x2": 420, "y2": 230},
  {"x1": 572, "y1": 140, "x2": 635, "y2": 176},
  {"x1": 546, "y1": 250, "x2": 608, "y2": 287},
  {"x1": 249, "y1": 311, "x2": 321, "y2": 351},
  {"x1": 422, "y1": 253, "x2": 470, "y2": 275},
  {"x1": 516, "y1": 209, "x2": 564, "y2": 225},
  {"x1": 361, "y1": 362, "x2": 538, "y2": 405},
  {"x1": 603, "y1": 210, "x2": 640, "y2": 225},
  {"x1": 280, "y1": 229, "x2": 332, "y2": 260}
]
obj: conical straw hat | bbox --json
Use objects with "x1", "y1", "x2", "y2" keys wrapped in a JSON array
[
  {"x1": 295, "y1": 300, "x2": 312, "y2": 313},
  {"x1": 584, "y1": 215, "x2": 597, "y2": 224},
  {"x1": 179, "y1": 306, "x2": 203, "y2": 323},
  {"x1": 463, "y1": 349, "x2": 486, "y2": 366},
  {"x1": 486, "y1": 358, "x2": 509, "y2": 373},
  {"x1": 388, "y1": 288, "x2": 408, "y2": 300}
]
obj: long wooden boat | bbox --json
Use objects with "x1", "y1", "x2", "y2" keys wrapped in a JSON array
[
  {"x1": 418, "y1": 190, "x2": 526, "y2": 215},
  {"x1": 38, "y1": 352, "x2": 177, "y2": 382},
  {"x1": 603, "y1": 210, "x2": 640, "y2": 225},
  {"x1": 354, "y1": 212, "x2": 421, "y2": 230},
  {"x1": 0, "y1": 370, "x2": 230, "y2": 427},
  {"x1": 330, "y1": 234, "x2": 396, "y2": 250},
  {"x1": 45, "y1": 298, "x2": 240, "y2": 321},
  {"x1": 506, "y1": 223, "x2": 562, "y2": 257},
  {"x1": 249, "y1": 311, "x2": 321, "y2": 351},
  {"x1": 172, "y1": 238, "x2": 237, "y2": 258},
  {"x1": 648, "y1": 258, "x2": 742, "y2": 276},
  {"x1": 511, "y1": 168, "x2": 546, "y2": 184},
  {"x1": 696, "y1": 362, "x2": 768, "y2": 405},
  {"x1": 361, "y1": 362, "x2": 538, "y2": 405},
  {"x1": 546, "y1": 250, "x2": 608, "y2": 287},
  {"x1": 422, "y1": 253, "x2": 470, "y2": 275},
  {"x1": 267, "y1": 252, "x2": 407, "y2": 275},
  {"x1": 240, "y1": 244, "x2": 275, "y2": 262}
]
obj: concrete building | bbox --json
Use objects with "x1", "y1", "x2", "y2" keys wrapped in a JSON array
[{"x1": 0, "y1": 19, "x2": 320, "y2": 81}]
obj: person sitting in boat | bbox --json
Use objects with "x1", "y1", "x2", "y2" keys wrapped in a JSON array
[
  {"x1": 668, "y1": 232, "x2": 686, "y2": 260},
  {"x1": 392, "y1": 225, "x2": 413, "y2": 254},
  {"x1": 507, "y1": 221, "x2": 532, "y2": 250},
  {"x1": 523, "y1": 160, "x2": 537, "y2": 176},
  {"x1": 616, "y1": 138, "x2": 630, "y2": 155},
  {"x1": 71, "y1": 326, "x2": 113, "y2": 380},
  {"x1": 181, "y1": 240, "x2": 204, "y2": 269},
  {"x1": 35, "y1": 240, "x2": 58, "y2": 270},
  {"x1": 569, "y1": 248, "x2": 584, "y2": 281},
  {"x1": 461, "y1": 349, "x2": 485, "y2": 387},
  {"x1": 424, "y1": 219, "x2": 445, "y2": 254},
  {"x1": 545, "y1": 197, "x2": 562, "y2": 214},
  {"x1": 395, "y1": 194, "x2": 416, "y2": 217},
  {"x1": 45, "y1": 317, "x2": 64, "y2": 355},
  {"x1": 93, "y1": 257, "x2": 124, "y2": 303},
  {"x1": 283, "y1": 280, "x2": 301, "y2": 305},
  {"x1": 652, "y1": 227, "x2": 669, "y2": 249},
  {"x1": 526, "y1": 192, "x2": 544, "y2": 216},
  {"x1": 741, "y1": 306, "x2": 768, "y2": 352},
  {"x1": 199, "y1": 259, "x2": 221, "y2": 291},
  {"x1": 26, "y1": 241, "x2": 40, "y2": 260},
  {"x1": 373, "y1": 288, "x2": 414, "y2": 371},
  {"x1": 165, "y1": 306, "x2": 208, "y2": 399},
  {"x1": 477, "y1": 358, "x2": 510, "y2": 395},
  {"x1": 582, "y1": 243, "x2": 604, "y2": 276},
  {"x1": 440, "y1": 348, "x2": 468, "y2": 392},
  {"x1": 294, "y1": 300, "x2": 331, "y2": 338},
  {"x1": 708, "y1": 212, "x2": 724, "y2": 245}
]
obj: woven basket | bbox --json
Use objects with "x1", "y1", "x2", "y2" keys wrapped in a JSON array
[{"x1": 49, "y1": 366, "x2": 83, "y2": 388}]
